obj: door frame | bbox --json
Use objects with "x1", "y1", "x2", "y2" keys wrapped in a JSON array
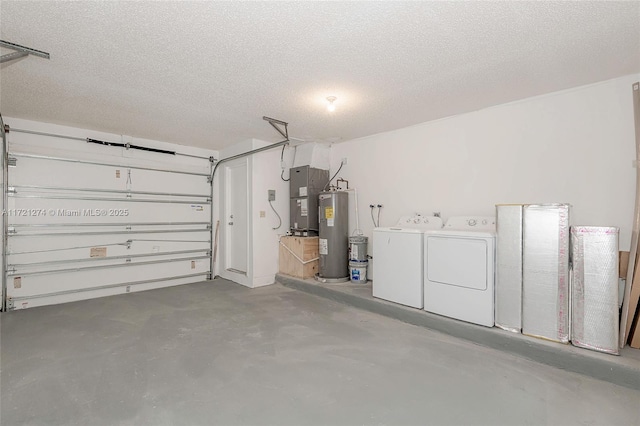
[{"x1": 220, "y1": 157, "x2": 252, "y2": 287}]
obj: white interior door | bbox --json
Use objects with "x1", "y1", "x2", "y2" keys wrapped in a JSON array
[{"x1": 225, "y1": 160, "x2": 248, "y2": 274}]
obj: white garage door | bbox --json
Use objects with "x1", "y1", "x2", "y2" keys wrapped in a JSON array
[{"x1": 1, "y1": 121, "x2": 214, "y2": 310}]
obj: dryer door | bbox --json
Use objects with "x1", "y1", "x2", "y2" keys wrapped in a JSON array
[{"x1": 426, "y1": 236, "x2": 488, "y2": 290}]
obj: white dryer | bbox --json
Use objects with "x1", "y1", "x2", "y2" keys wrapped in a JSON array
[
  {"x1": 423, "y1": 216, "x2": 496, "y2": 327},
  {"x1": 373, "y1": 215, "x2": 443, "y2": 308}
]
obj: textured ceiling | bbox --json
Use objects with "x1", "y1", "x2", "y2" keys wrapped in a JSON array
[{"x1": 1, "y1": 1, "x2": 639, "y2": 150}]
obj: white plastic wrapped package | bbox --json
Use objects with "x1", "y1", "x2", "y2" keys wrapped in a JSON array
[
  {"x1": 495, "y1": 204, "x2": 524, "y2": 333},
  {"x1": 571, "y1": 226, "x2": 619, "y2": 355},
  {"x1": 522, "y1": 204, "x2": 570, "y2": 343}
]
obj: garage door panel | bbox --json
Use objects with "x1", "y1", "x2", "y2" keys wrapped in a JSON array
[
  {"x1": 10, "y1": 159, "x2": 127, "y2": 191},
  {"x1": 116, "y1": 168, "x2": 210, "y2": 195},
  {"x1": 8, "y1": 233, "x2": 210, "y2": 264},
  {"x1": 9, "y1": 155, "x2": 210, "y2": 196},
  {"x1": 9, "y1": 187, "x2": 210, "y2": 204},
  {"x1": 3, "y1": 126, "x2": 214, "y2": 310},
  {"x1": 7, "y1": 198, "x2": 210, "y2": 224},
  {"x1": 9, "y1": 273, "x2": 210, "y2": 310},
  {"x1": 9, "y1": 249, "x2": 209, "y2": 274},
  {"x1": 8, "y1": 257, "x2": 210, "y2": 300}
]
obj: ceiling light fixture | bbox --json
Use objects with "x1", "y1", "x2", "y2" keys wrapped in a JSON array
[{"x1": 326, "y1": 96, "x2": 337, "y2": 112}]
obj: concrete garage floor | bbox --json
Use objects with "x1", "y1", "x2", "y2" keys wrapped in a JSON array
[{"x1": 1, "y1": 280, "x2": 639, "y2": 426}]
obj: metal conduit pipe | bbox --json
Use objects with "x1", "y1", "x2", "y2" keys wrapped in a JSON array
[{"x1": 209, "y1": 138, "x2": 290, "y2": 183}]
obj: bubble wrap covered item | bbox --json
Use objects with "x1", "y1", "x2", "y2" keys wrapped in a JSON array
[
  {"x1": 522, "y1": 204, "x2": 570, "y2": 343},
  {"x1": 496, "y1": 204, "x2": 524, "y2": 333},
  {"x1": 571, "y1": 226, "x2": 619, "y2": 355}
]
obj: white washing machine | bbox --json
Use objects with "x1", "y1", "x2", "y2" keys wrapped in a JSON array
[
  {"x1": 372, "y1": 215, "x2": 443, "y2": 308},
  {"x1": 423, "y1": 216, "x2": 496, "y2": 327}
]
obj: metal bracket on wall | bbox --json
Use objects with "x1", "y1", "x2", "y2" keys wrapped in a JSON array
[
  {"x1": 0, "y1": 40, "x2": 50, "y2": 64},
  {"x1": 263, "y1": 116, "x2": 289, "y2": 140}
]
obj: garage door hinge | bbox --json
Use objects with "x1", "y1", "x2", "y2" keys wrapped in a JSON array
[
  {"x1": 206, "y1": 224, "x2": 212, "y2": 230},
  {"x1": 8, "y1": 227, "x2": 16, "y2": 235},
  {"x1": 125, "y1": 225, "x2": 132, "y2": 231},
  {"x1": 7, "y1": 186, "x2": 16, "y2": 194},
  {"x1": 125, "y1": 258, "x2": 132, "y2": 263},
  {"x1": 7, "y1": 156, "x2": 17, "y2": 167}
]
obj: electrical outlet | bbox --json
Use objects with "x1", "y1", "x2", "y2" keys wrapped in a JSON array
[{"x1": 268, "y1": 189, "x2": 276, "y2": 201}]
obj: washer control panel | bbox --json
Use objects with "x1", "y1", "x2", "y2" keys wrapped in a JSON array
[
  {"x1": 395, "y1": 215, "x2": 443, "y2": 230},
  {"x1": 444, "y1": 216, "x2": 496, "y2": 231}
]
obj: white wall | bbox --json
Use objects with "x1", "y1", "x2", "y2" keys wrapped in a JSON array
[
  {"x1": 329, "y1": 74, "x2": 640, "y2": 258},
  {"x1": 251, "y1": 141, "x2": 291, "y2": 286}
]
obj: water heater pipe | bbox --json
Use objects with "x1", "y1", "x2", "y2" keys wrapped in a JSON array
[{"x1": 343, "y1": 188, "x2": 362, "y2": 236}]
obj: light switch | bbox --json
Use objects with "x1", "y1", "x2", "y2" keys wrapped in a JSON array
[{"x1": 260, "y1": 211, "x2": 266, "y2": 218}]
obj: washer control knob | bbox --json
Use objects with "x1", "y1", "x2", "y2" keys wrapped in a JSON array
[{"x1": 468, "y1": 219, "x2": 477, "y2": 226}]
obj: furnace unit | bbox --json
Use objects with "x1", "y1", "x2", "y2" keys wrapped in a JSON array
[{"x1": 289, "y1": 165, "x2": 329, "y2": 236}]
